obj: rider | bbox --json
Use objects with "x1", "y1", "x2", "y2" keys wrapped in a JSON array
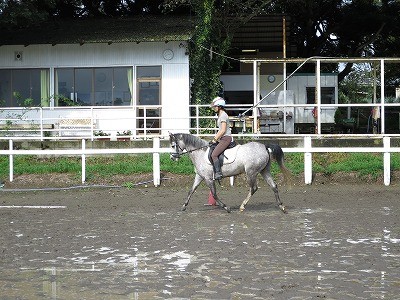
[{"x1": 210, "y1": 96, "x2": 233, "y2": 180}]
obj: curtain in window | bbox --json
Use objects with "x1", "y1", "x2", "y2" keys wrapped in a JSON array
[
  {"x1": 54, "y1": 70, "x2": 59, "y2": 106},
  {"x1": 40, "y1": 69, "x2": 50, "y2": 106},
  {"x1": 127, "y1": 68, "x2": 133, "y2": 106}
]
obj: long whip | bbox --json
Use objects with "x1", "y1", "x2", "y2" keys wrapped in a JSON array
[{"x1": 238, "y1": 56, "x2": 326, "y2": 118}]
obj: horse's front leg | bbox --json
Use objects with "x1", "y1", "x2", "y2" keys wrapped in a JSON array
[
  {"x1": 182, "y1": 173, "x2": 203, "y2": 211},
  {"x1": 207, "y1": 180, "x2": 231, "y2": 213}
]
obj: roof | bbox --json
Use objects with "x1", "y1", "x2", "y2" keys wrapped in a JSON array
[
  {"x1": 0, "y1": 15, "x2": 194, "y2": 46},
  {"x1": 230, "y1": 14, "x2": 296, "y2": 56}
]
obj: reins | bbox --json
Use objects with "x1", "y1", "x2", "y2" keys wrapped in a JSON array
[{"x1": 183, "y1": 144, "x2": 209, "y2": 154}]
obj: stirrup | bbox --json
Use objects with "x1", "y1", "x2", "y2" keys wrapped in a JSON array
[{"x1": 214, "y1": 172, "x2": 223, "y2": 180}]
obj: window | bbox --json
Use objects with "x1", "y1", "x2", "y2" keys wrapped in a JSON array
[
  {"x1": 55, "y1": 67, "x2": 132, "y2": 106},
  {"x1": 306, "y1": 87, "x2": 336, "y2": 104},
  {"x1": 0, "y1": 69, "x2": 49, "y2": 107}
]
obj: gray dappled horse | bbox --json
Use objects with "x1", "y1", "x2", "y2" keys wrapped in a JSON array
[{"x1": 169, "y1": 133, "x2": 291, "y2": 213}]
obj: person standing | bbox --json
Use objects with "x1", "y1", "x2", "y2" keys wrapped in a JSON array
[{"x1": 210, "y1": 97, "x2": 233, "y2": 180}]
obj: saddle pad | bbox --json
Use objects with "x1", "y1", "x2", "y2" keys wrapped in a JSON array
[{"x1": 205, "y1": 145, "x2": 241, "y2": 165}]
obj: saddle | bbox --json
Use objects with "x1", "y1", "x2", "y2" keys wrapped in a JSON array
[{"x1": 207, "y1": 141, "x2": 239, "y2": 166}]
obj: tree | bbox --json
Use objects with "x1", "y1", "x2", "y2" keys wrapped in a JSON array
[
  {"x1": 0, "y1": 0, "x2": 167, "y2": 29},
  {"x1": 164, "y1": 0, "x2": 272, "y2": 107},
  {"x1": 1, "y1": 0, "x2": 399, "y2": 100},
  {"x1": 268, "y1": 0, "x2": 400, "y2": 84}
]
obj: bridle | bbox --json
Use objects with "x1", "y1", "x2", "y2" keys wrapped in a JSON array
[
  {"x1": 170, "y1": 134, "x2": 185, "y2": 159},
  {"x1": 170, "y1": 133, "x2": 208, "y2": 159}
]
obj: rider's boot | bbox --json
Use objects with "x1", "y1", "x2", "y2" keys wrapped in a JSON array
[{"x1": 213, "y1": 160, "x2": 223, "y2": 180}]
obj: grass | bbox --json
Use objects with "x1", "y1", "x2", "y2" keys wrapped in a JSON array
[{"x1": 1, "y1": 153, "x2": 400, "y2": 181}]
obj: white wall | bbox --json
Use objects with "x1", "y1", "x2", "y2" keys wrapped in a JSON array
[
  {"x1": 0, "y1": 42, "x2": 189, "y2": 67},
  {"x1": 287, "y1": 74, "x2": 338, "y2": 123}
]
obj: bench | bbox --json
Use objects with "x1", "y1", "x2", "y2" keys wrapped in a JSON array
[{"x1": 58, "y1": 118, "x2": 96, "y2": 136}]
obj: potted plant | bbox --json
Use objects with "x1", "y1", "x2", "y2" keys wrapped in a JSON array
[
  {"x1": 94, "y1": 130, "x2": 111, "y2": 140},
  {"x1": 116, "y1": 130, "x2": 132, "y2": 141}
]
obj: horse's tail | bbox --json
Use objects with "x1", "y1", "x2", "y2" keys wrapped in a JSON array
[{"x1": 266, "y1": 144, "x2": 292, "y2": 187}]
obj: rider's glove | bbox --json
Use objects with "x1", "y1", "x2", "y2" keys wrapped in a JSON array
[{"x1": 209, "y1": 139, "x2": 217, "y2": 146}]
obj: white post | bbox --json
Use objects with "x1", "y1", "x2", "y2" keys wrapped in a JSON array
[
  {"x1": 40, "y1": 108, "x2": 44, "y2": 141},
  {"x1": 383, "y1": 136, "x2": 390, "y2": 186},
  {"x1": 230, "y1": 176, "x2": 235, "y2": 186},
  {"x1": 81, "y1": 139, "x2": 86, "y2": 183},
  {"x1": 253, "y1": 60, "x2": 260, "y2": 133},
  {"x1": 304, "y1": 136, "x2": 313, "y2": 184},
  {"x1": 316, "y1": 60, "x2": 321, "y2": 134},
  {"x1": 90, "y1": 107, "x2": 94, "y2": 141},
  {"x1": 196, "y1": 106, "x2": 200, "y2": 135},
  {"x1": 380, "y1": 59, "x2": 385, "y2": 134},
  {"x1": 153, "y1": 137, "x2": 161, "y2": 187},
  {"x1": 9, "y1": 139, "x2": 13, "y2": 182}
]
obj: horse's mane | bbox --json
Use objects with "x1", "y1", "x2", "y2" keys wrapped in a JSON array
[{"x1": 177, "y1": 133, "x2": 207, "y2": 149}]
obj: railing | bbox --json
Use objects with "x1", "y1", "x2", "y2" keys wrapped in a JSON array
[
  {"x1": 1, "y1": 136, "x2": 399, "y2": 187},
  {"x1": 2, "y1": 100, "x2": 400, "y2": 140},
  {"x1": 0, "y1": 105, "x2": 163, "y2": 141}
]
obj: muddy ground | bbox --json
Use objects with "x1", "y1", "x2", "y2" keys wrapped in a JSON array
[{"x1": 0, "y1": 173, "x2": 399, "y2": 299}]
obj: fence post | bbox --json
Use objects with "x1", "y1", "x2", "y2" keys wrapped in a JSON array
[
  {"x1": 383, "y1": 136, "x2": 390, "y2": 186},
  {"x1": 196, "y1": 106, "x2": 199, "y2": 135},
  {"x1": 153, "y1": 137, "x2": 161, "y2": 187},
  {"x1": 9, "y1": 139, "x2": 13, "y2": 182},
  {"x1": 304, "y1": 136, "x2": 312, "y2": 184},
  {"x1": 40, "y1": 107, "x2": 44, "y2": 141},
  {"x1": 81, "y1": 139, "x2": 86, "y2": 183}
]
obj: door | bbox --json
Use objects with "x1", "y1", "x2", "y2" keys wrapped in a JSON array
[{"x1": 136, "y1": 66, "x2": 161, "y2": 134}]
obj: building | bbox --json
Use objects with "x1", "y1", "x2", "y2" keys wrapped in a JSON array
[
  {"x1": 1, "y1": 14, "x2": 343, "y2": 137},
  {"x1": 0, "y1": 16, "x2": 193, "y2": 137}
]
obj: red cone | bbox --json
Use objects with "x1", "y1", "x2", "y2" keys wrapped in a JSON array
[{"x1": 206, "y1": 190, "x2": 217, "y2": 206}]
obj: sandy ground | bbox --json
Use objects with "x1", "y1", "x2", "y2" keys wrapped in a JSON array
[{"x1": 0, "y1": 173, "x2": 399, "y2": 299}]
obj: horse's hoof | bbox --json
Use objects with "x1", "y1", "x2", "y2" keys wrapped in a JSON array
[
  {"x1": 181, "y1": 205, "x2": 187, "y2": 211},
  {"x1": 225, "y1": 206, "x2": 231, "y2": 213},
  {"x1": 279, "y1": 205, "x2": 287, "y2": 213},
  {"x1": 239, "y1": 206, "x2": 245, "y2": 212}
]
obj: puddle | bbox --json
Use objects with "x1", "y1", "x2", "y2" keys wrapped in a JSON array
[{"x1": 1, "y1": 196, "x2": 399, "y2": 299}]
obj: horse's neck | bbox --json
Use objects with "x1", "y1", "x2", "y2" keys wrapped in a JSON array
[
  {"x1": 183, "y1": 137, "x2": 207, "y2": 159},
  {"x1": 187, "y1": 147, "x2": 206, "y2": 164},
  {"x1": 183, "y1": 135, "x2": 206, "y2": 151}
]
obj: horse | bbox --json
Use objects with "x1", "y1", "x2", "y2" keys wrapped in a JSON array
[{"x1": 169, "y1": 132, "x2": 291, "y2": 213}]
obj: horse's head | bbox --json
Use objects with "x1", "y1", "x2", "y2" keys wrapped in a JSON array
[{"x1": 169, "y1": 132, "x2": 185, "y2": 161}]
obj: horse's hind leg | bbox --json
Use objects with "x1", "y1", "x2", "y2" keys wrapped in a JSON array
[
  {"x1": 260, "y1": 166, "x2": 287, "y2": 213},
  {"x1": 182, "y1": 173, "x2": 203, "y2": 211},
  {"x1": 239, "y1": 175, "x2": 257, "y2": 212}
]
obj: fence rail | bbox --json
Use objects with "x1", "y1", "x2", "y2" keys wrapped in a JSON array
[{"x1": 1, "y1": 136, "x2": 400, "y2": 187}]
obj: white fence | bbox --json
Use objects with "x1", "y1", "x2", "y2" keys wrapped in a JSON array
[{"x1": 1, "y1": 136, "x2": 400, "y2": 187}]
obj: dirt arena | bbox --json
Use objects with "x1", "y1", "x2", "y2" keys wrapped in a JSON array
[{"x1": 0, "y1": 173, "x2": 399, "y2": 299}]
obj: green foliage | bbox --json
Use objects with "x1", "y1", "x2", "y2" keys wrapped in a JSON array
[
  {"x1": 94, "y1": 130, "x2": 110, "y2": 136},
  {"x1": 117, "y1": 130, "x2": 132, "y2": 136},
  {"x1": 1, "y1": 93, "x2": 41, "y2": 136},
  {"x1": 338, "y1": 63, "x2": 375, "y2": 104},
  {"x1": 313, "y1": 153, "x2": 386, "y2": 179},
  {"x1": 55, "y1": 95, "x2": 81, "y2": 106},
  {"x1": 189, "y1": 0, "x2": 226, "y2": 106}
]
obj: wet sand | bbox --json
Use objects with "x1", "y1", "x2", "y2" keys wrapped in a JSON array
[{"x1": 0, "y1": 180, "x2": 399, "y2": 299}]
